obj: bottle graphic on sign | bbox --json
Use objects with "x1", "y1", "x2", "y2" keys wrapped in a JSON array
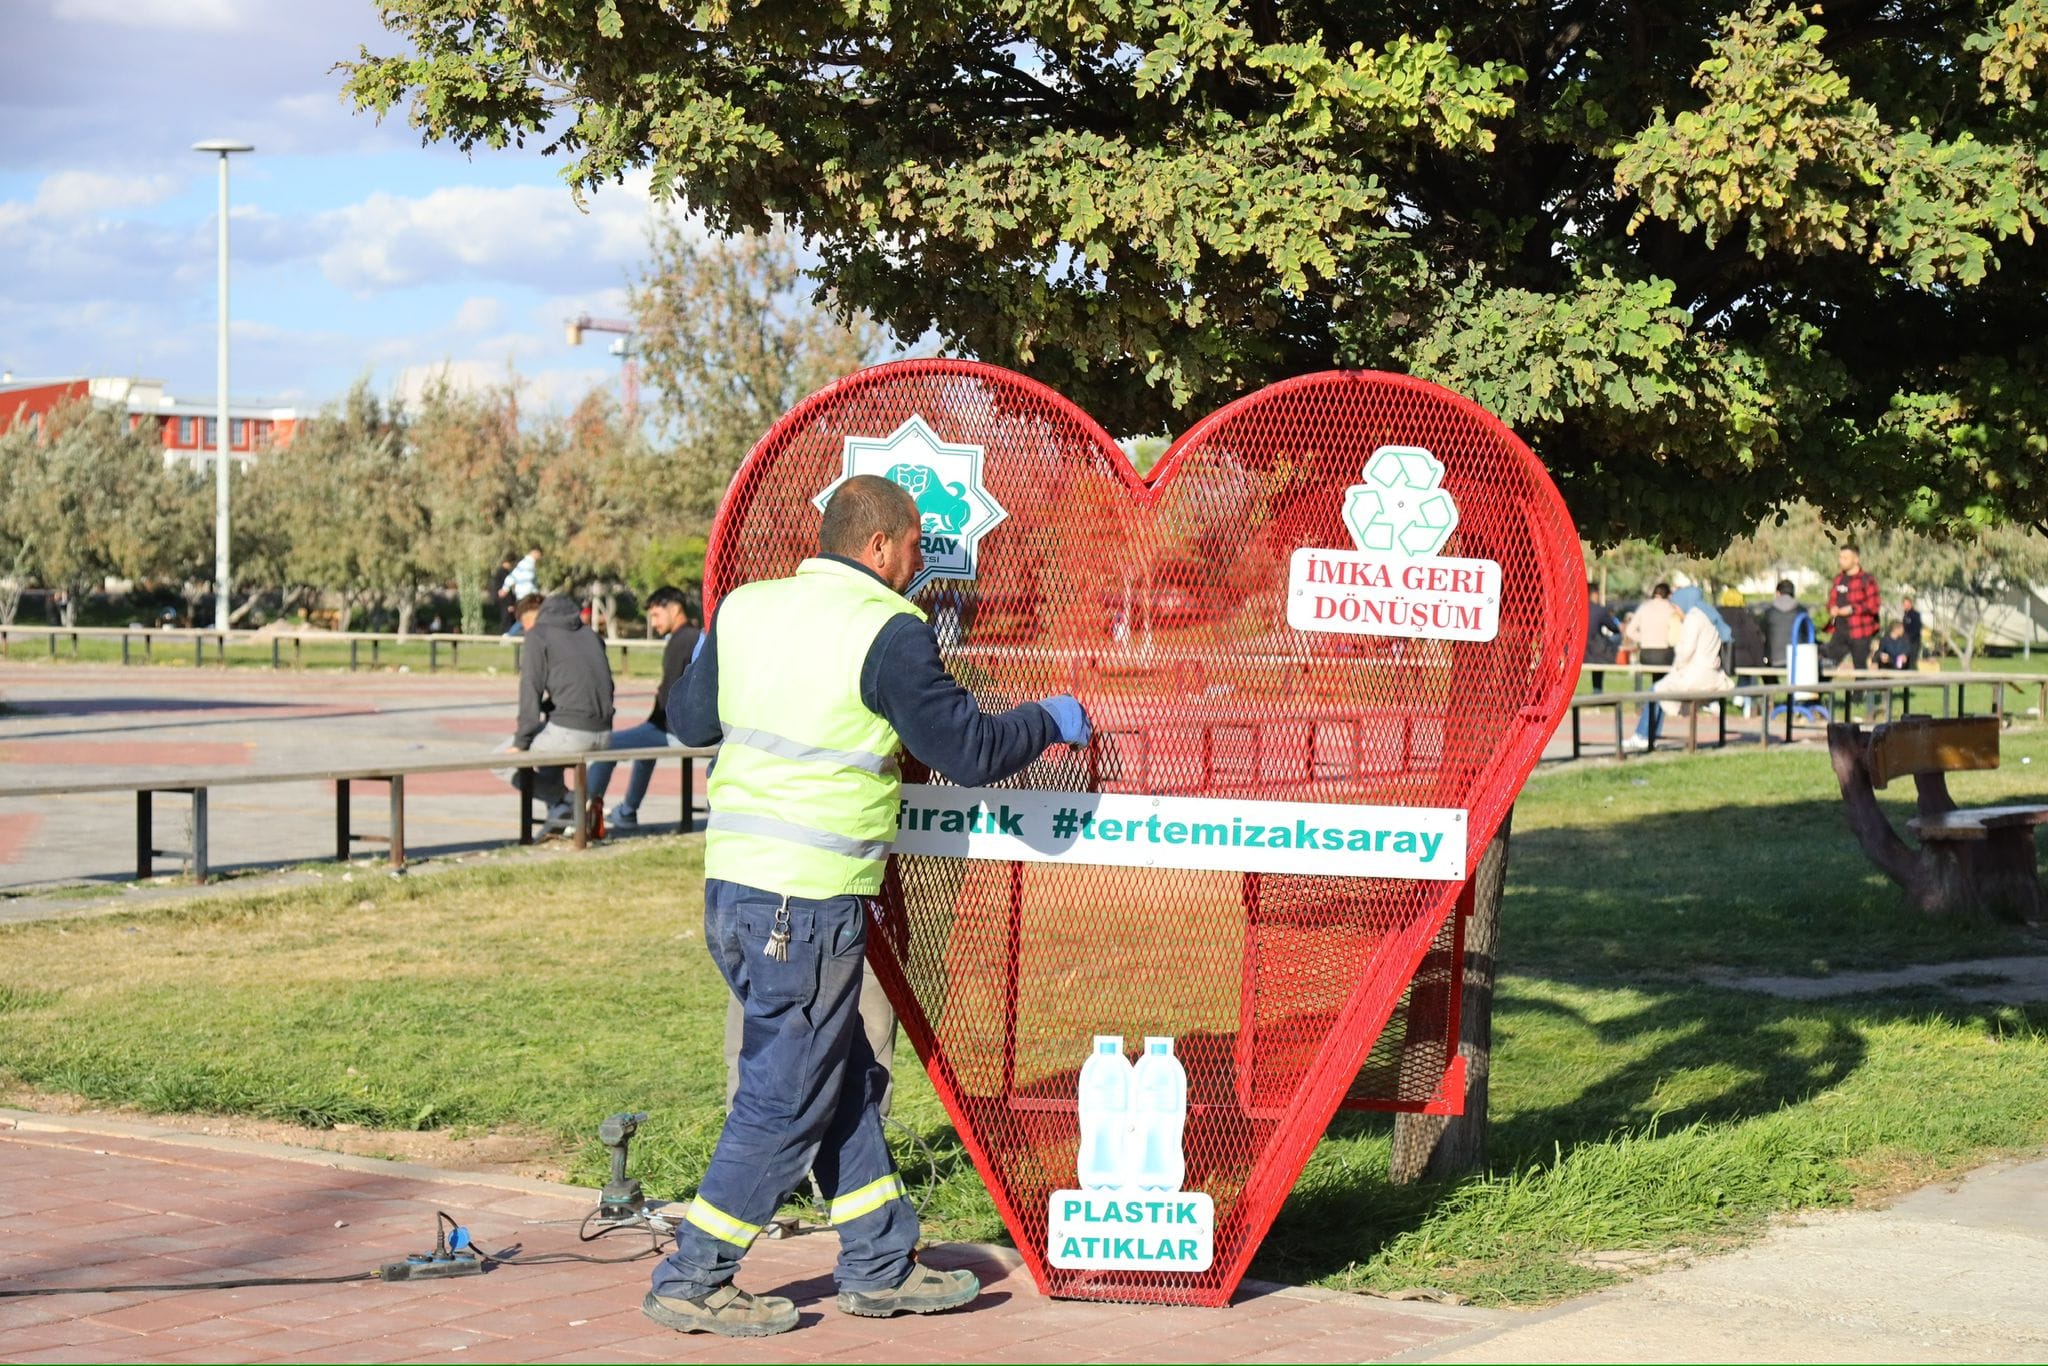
[
  {"x1": 1052, "y1": 1032, "x2": 1211, "y2": 1272},
  {"x1": 1076, "y1": 1036, "x2": 1132, "y2": 1190},
  {"x1": 1129, "y1": 1037, "x2": 1188, "y2": 1191}
]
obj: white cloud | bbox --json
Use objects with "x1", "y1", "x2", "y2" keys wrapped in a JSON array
[
  {"x1": 392, "y1": 358, "x2": 613, "y2": 413},
  {"x1": 317, "y1": 173, "x2": 660, "y2": 295},
  {"x1": 452, "y1": 296, "x2": 503, "y2": 334},
  {"x1": 32, "y1": 170, "x2": 182, "y2": 217},
  {"x1": 51, "y1": 0, "x2": 252, "y2": 29}
]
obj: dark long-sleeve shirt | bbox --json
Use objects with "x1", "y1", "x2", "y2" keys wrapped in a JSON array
[
  {"x1": 648, "y1": 625, "x2": 697, "y2": 732},
  {"x1": 668, "y1": 558, "x2": 1057, "y2": 786}
]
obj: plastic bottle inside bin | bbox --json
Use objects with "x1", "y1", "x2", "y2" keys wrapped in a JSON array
[
  {"x1": 1129, "y1": 1036, "x2": 1187, "y2": 1192},
  {"x1": 1076, "y1": 1035, "x2": 1131, "y2": 1190}
]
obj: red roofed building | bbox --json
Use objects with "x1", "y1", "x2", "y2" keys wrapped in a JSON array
[{"x1": 0, "y1": 374, "x2": 297, "y2": 461}]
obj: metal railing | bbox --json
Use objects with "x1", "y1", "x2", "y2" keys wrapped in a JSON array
[
  {"x1": 0, "y1": 623, "x2": 670, "y2": 674},
  {"x1": 0, "y1": 744, "x2": 714, "y2": 884}
]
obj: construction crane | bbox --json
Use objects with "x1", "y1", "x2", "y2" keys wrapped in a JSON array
[{"x1": 565, "y1": 314, "x2": 640, "y2": 419}]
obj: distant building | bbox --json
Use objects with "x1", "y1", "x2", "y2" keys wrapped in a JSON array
[{"x1": 0, "y1": 374, "x2": 297, "y2": 462}]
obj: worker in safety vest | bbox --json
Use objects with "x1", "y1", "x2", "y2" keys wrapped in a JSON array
[{"x1": 645, "y1": 474, "x2": 1091, "y2": 1338}]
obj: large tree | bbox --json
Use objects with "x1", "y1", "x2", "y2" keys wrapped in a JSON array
[{"x1": 346, "y1": 0, "x2": 2047, "y2": 551}]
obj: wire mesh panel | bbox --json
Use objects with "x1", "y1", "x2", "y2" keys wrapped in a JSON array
[{"x1": 705, "y1": 361, "x2": 1584, "y2": 1306}]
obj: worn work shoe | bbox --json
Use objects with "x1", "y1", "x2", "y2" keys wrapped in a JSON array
[
  {"x1": 836, "y1": 1262, "x2": 980, "y2": 1317},
  {"x1": 641, "y1": 1285, "x2": 798, "y2": 1338}
]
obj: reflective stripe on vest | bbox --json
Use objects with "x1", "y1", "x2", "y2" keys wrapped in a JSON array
[
  {"x1": 705, "y1": 810, "x2": 894, "y2": 863},
  {"x1": 722, "y1": 724, "x2": 900, "y2": 777}
]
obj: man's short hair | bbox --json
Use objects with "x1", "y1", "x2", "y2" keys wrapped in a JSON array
[
  {"x1": 1652, "y1": 582, "x2": 1671, "y2": 598},
  {"x1": 1841, "y1": 542, "x2": 1860, "y2": 556},
  {"x1": 1776, "y1": 578, "x2": 1796, "y2": 597},
  {"x1": 820, "y1": 474, "x2": 920, "y2": 556},
  {"x1": 515, "y1": 593, "x2": 546, "y2": 616},
  {"x1": 645, "y1": 586, "x2": 688, "y2": 613}
]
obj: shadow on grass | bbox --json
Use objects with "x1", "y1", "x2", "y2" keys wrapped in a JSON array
[
  {"x1": 1504, "y1": 795, "x2": 2047, "y2": 977},
  {"x1": 1248, "y1": 983, "x2": 2045, "y2": 1290}
]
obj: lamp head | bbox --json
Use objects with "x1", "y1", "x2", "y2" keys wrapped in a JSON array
[{"x1": 191, "y1": 140, "x2": 255, "y2": 154}]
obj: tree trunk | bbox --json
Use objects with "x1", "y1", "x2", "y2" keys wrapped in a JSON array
[
  {"x1": 599, "y1": 588, "x2": 619, "y2": 641},
  {"x1": 396, "y1": 595, "x2": 416, "y2": 639},
  {"x1": 1389, "y1": 809, "x2": 1513, "y2": 1184}
]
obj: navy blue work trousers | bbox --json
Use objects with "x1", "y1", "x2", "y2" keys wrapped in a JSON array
[{"x1": 650, "y1": 878, "x2": 917, "y2": 1298}]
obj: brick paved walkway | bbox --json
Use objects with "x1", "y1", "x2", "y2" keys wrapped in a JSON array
[{"x1": 0, "y1": 1113, "x2": 1502, "y2": 1364}]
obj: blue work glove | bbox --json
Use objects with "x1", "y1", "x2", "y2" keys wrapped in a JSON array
[{"x1": 1039, "y1": 695, "x2": 1092, "y2": 747}]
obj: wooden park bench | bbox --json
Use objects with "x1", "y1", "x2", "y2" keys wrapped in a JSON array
[{"x1": 1827, "y1": 716, "x2": 2048, "y2": 923}]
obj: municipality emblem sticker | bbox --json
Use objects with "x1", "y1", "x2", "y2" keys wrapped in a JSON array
[{"x1": 813, "y1": 416, "x2": 1007, "y2": 597}]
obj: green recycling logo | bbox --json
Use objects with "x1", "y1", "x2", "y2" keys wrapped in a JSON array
[{"x1": 1342, "y1": 445, "x2": 1459, "y2": 557}]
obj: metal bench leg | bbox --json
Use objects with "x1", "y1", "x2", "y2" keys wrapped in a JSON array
[
  {"x1": 518, "y1": 769, "x2": 534, "y2": 845},
  {"x1": 137, "y1": 791, "x2": 153, "y2": 880},
  {"x1": 572, "y1": 763, "x2": 589, "y2": 850},
  {"x1": 682, "y1": 756, "x2": 694, "y2": 830},
  {"x1": 336, "y1": 779, "x2": 351, "y2": 861},
  {"x1": 190, "y1": 789, "x2": 209, "y2": 884},
  {"x1": 388, "y1": 775, "x2": 406, "y2": 871}
]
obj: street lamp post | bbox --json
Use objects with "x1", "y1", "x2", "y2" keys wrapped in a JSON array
[{"x1": 192, "y1": 140, "x2": 253, "y2": 632}]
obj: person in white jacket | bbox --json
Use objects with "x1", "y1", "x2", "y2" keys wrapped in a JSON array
[{"x1": 1625, "y1": 586, "x2": 1732, "y2": 752}]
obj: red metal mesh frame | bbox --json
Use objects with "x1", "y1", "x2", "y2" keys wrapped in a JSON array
[{"x1": 705, "y1": 361, "x2": 1584, "y2": 1306}]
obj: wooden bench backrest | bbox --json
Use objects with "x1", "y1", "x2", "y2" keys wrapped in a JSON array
[{"x1": 1868, "y1": 716, "x2": 2001, "y2": 789}]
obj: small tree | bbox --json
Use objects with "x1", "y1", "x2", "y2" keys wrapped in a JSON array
[
  {"x1": 409, "y1": 375, "x2": 534, "y2": 635},
  {"x1": 1, "y1": 399, "x2": 175, "y2": 625},
  {"x1": 1873, "y1": 523, "x2": 2048, "y2": 666},
  {"x1": 531, "y1": 389, "x2": 660, "y2": 637},
  {"x1": 634, "y1": 226, "x2": 888, "y2": 516}
]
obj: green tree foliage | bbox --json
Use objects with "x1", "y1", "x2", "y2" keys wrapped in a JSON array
[
  {"x1": 407, "y1": 375, "x2": 536, "y2": 634},
  {"x1": 344, "y1": 0, "x2": 2048, "y2": 552},
  {"x1": 241, "y1": 383, "x2": 432, "y2": 630},
  {"x1": 633, "y1": 226, "x2": 886, "y2": 515},
  {"x1": 0, "y1": 399, "x2": 184, "y2": 626},
  {"x1": 531, "y1": 387, "x2": 664, "y2": 635},
  {"x1": 1864, "y1": 521, "x2": 2048, "y2": 665}
]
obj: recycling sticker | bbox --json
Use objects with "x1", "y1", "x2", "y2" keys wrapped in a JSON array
[
  {"x1": 813, "y1": 415, "x2": 1008, "y2": 597},
  {"x1": 1286, "y1": 443, "x2": 1502, "y2": 642}
]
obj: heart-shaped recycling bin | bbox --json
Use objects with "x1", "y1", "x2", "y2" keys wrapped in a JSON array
[{"x1": 703, "y1": 360, "x2": 1584, "y2": 1306}]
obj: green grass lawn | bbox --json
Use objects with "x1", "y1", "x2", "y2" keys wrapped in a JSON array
[{"x1": 2, "y1": 737, "x2": 2046, "y2": 1304}]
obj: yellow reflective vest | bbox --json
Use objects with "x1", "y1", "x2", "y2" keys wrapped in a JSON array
[{"x1": 704, "y1": 557, "x2": 926, "y2": 898}]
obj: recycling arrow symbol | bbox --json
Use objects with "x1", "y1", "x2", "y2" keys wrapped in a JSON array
[{"x1": 1342, "y1": 444, "x2": 1459, "y2": 557}]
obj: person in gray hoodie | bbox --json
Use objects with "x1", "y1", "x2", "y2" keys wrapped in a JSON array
[{"x1": 509, "y1": 592, "x2": 616, "y2": 834}]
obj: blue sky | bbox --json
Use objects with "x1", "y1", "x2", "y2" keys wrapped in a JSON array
[{"x1": 0, "y1": 0, "x2": 668, "y2": 413}]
